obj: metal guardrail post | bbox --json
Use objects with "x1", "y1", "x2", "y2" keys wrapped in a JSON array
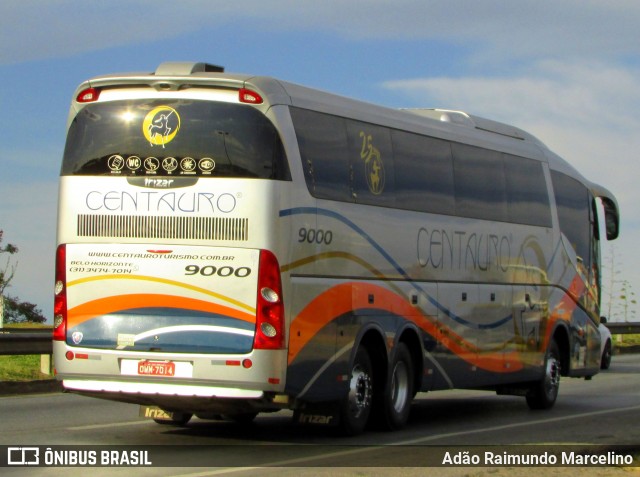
[{"x1": 605, "y1": 322, "x2": 640, "y2": 334}]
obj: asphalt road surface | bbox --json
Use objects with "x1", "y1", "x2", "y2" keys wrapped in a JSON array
[{"x1": 1, "y1": 354, "x2": 639, "y2": 476}]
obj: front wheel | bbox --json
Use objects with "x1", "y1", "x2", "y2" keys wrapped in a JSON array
[
  {"x1": 600, "y1": 341, "x2": 612, "y2": 370},
  {"x1": 526, "y1": 339, "x2": 561, "y2": 410},
  {"x1": 338, "y1": 346, "x2": 373, "y2": 436}
]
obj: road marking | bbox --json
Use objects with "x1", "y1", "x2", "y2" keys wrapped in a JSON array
[
  {"x1": 168, "y1": 403, "x2": 640, "y2": 476},
  {"x1": 394, "y1": 403, "x2": 640, "y2": 445},
  {"x1": 68, "y1": 420, "x2": 150, "y2": 431}
]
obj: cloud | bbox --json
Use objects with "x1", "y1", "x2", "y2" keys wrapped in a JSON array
[
  {"x1": 382, "y1": 60, "x2": 640, "y2": 193},
  {"x1": 2, "y1": 1, "x2": 640, "y2": 65}
]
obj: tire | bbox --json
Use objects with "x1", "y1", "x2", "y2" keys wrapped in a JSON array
[
  {"x1": 222, "y1": 412, "x2": 259, "y2": 424},
  {"x1": 380, "y1": 343, "x2": 414, "y2": 430},
  {"x1": 153, "y1": 412, "x2": 192, "y2": 426},
  {"x1": 600, "y1": 340, "x2": 612, "y2": 370},
  {"x1": 338, "y1": 346, "x2": 374, "y2": 436},
  {"x1": 526, "y1": 339, "x2": 561, "y2": 410}
]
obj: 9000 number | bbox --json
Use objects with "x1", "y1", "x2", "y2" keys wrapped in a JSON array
[
  {"x1": 184, "y1": 265, "x2": 252, "y2": 277},
  {"x1": 298, "y1": 228, "x2": 333, "y2": 245}
]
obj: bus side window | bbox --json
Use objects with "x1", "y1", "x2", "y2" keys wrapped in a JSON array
[
  {"x1": 392, "y1": 130, "x2": 455, "y2": 215},
  {"x1": 551, "y1": 171, "x2": 591, "y2": 270},
  {"x1": 290, "y1": 107, "x2": 352, "y2": 202},
  {"x1": 451, "y1": 143, "x2": 508, "y2": 222}
]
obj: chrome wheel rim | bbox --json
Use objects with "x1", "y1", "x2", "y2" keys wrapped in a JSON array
[{"x1": 348, "y1": 364, "x2": 372, "y2": 418}]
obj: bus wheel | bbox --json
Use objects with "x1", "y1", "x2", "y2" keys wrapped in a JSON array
[
  {"x1": 526, "y1": 339, "x2": 561, "y2": 410},
  {"x1": 153, "y1": 412, "x2": 192, "y2": 426},
  {"x1": 381, "y1": 343, "x2": 414, "y2": 430},
  {"x1": 339, "y1": 346, "x2": 373, "y2": 436}
]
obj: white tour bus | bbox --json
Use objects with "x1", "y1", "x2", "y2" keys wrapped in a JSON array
[{"x1": 53, "y1": 62, "x2": 620, "y2": 435}]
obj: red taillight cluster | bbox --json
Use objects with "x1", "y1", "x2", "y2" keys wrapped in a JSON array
[
  {"x1": 53, "y1": 245, "x2": 67, "y2": 341},
  {"x1": 253, "y1": 250, "x2": 285, "y2": 350},
  {"x1": 76, "y1": 87, "x2": 100, "y2": 103},
  {"x1": 239, "y1": 88, "x2": 263, "y2": 105}
]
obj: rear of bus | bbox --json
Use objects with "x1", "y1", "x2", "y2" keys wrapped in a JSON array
[{"x1": 53, "y1": 62, "x2": 292, "y2": 418}]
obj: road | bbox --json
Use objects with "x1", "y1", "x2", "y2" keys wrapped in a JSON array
[{"x1": 1, "y1": 354, "x2": 639, "y2": 476}]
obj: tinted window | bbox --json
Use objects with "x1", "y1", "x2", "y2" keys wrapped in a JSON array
[
  {"x1": 452, "y1": 144, "x2": 507, "y2": 222},
  {"x1": 289, "y1": 108, "x2": 352, "y2": 201},
  {"x1": 504, "y1": 155, "x2": 552, "y2": 227},
  {"x1": 392, "y1": 131, "x2": 455, "y2": 215},
  {"x1": 551, "y1": 171, "x2": 591, "y2": 266},
  {"x1": 62, "y1": 99, "x2": 290, "y2": 180}
]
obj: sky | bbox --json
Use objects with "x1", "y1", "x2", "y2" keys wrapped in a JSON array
[{"x1": 0, "y1": 0, "x2": 638, "y2": 323}]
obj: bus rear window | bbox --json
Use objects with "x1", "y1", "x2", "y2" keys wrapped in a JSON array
[{"x1": 62, "y1": 99, "x2": 290, "y2": 180}]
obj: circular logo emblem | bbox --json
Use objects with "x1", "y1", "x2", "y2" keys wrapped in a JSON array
[
  {"x1": 144, "y1": 157, "x2": 160, "y2": 172},
  {"x1": 180, "y1": 157, "x2": 196, "y2": 172},
  {"x1": 107, "y1": 155, "x2": 124, "y2": 171},
  {"x1": 162, "y1": 157, "x2": 178, "y2": 172},
  {"x1": 142, "y1": 106, "x2": 180, "y2": 147},
  {"x1": 126, "y1": 156, "x2": 141, "y2": 171},
  {"x1": 199, "y1": 157, "x2": 216, "y2": 172}
]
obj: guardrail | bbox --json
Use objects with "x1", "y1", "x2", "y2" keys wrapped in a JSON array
[
  {"x1": 0, "y1": 323, "x2": 639, "y2": 356},
  {"x1": 0, "y1": 328, "x2": 53, "y2": 355},
  {"x1": 0, "y1": 328, "x2": 54, "y2": 378},
  {"x1": 604, "y1": 322, "x2": 640, "y2": 335}
]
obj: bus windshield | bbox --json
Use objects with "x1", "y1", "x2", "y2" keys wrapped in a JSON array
[{"x1": 61, "y1": 99, "x2": 290, "y2": 180}]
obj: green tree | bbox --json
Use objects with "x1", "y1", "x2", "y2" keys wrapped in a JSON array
[{"x1": 0, "y1": 229, "x2": 46, "y2": 324}]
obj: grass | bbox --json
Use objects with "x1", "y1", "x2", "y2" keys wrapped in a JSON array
[
  {"x1": 1, "y1": 323, "x2": 53, "y2": 381},
  {"x1": 614, "y1": 333, "x2": 640, "y2": 347},
  {"x1": 1, "y1": 322, "x2": 51, "y2": 329},
  {"x1": 0, "y1": 355, "x2": 51, "y2": 381}
]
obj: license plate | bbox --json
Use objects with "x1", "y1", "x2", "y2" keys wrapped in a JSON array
[{"x1": 137, "y1": 360, "x2": 175, "y2": 376}]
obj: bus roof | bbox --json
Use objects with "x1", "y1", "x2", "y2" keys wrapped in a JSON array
[{"x1": 75, "y1": 60, "x2": 619, "y2": 236}]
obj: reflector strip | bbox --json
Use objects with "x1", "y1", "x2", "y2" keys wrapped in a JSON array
[{"x1": 63, "y1": 380, "x2": 264, "y2": 398}]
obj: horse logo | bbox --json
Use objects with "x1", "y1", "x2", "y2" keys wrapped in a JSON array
[
  {"x1": 359, "y1": 131, "x2": 385, "y2": 195},
  {"x1": 142, "y1": 106, "x2": 181, "y2": 147}
]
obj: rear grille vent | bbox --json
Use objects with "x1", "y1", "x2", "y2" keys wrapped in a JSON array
[{"x1": 77, "y1": 214, "x2": 249, "y2": 241}]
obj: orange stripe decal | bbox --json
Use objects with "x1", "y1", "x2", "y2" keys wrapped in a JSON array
[
  {"x1": 67, "y1": 294, "x2": 255, "y2": 329},
  {"x1": 288, "y1": 282, "x2": 524, "y2": 373}
]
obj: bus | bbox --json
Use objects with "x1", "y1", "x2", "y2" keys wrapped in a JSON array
[{"x1": 53, "y1": 61, "x2": 620, "y2": 435}]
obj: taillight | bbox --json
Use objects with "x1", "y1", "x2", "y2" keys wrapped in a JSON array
[
  {"x1": 253, "y1": 250, "x2": 285, "y2": 350},
  {"x1": 76, "y1": 87, "x2": 100, "y2": 103},
  {"x1": 239, "y1": 88, "x2": 263, "y2": 105},
  {"x1": 53, "y1": 245, "x2": 67, "y2": 341}
]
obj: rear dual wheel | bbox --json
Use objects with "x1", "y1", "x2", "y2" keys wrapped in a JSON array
[
  {"x1": 339, "y1": 343, "x2": 414, "y2": 435},
  {"x1": 339, "y1": 347, "x2": 374, "y2": 436},
  {"x1": 380, "y1": 343, "x2": 414, "y2": 430}
]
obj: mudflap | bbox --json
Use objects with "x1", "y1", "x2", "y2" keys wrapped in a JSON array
[{"x1": 293, "y1": 402, "x2": 340, "y2": 427}]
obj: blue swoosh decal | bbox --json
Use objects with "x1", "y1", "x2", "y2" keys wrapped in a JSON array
[{"x1": 280, "y1": 207, "x2": 512, "y2": 330}]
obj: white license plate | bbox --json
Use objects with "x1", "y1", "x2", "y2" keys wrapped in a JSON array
[{"x1": 121, "y1": 359, "x2": 193, "y2": 378}]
